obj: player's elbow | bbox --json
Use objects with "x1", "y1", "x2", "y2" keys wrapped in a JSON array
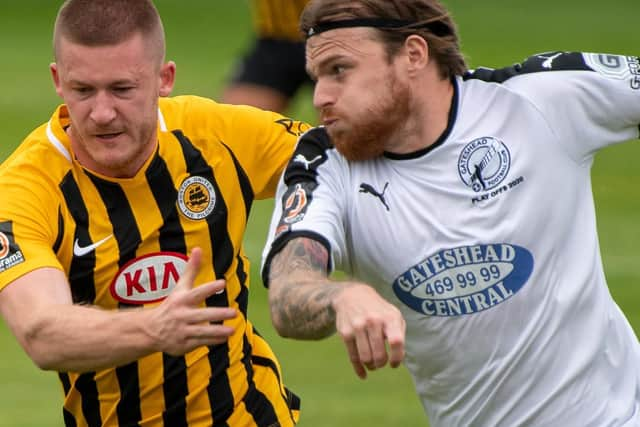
[
  {"x1": 19, "y1": 318, "x2": 63, "y2": 371},
  {"x1": 269, "y1": 307, "x2": 291, "y2": 338}
]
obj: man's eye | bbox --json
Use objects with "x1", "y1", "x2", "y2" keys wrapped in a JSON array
[{"x1": 333, "y1": 65, "x2": 345, "y2": 75}]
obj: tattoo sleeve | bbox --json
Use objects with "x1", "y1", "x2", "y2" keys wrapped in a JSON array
[{"x1": 268, "y1": 237, "x2": 342, "y2": 339}]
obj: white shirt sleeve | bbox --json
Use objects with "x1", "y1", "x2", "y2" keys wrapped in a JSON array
[
  {"x1": 505, "y1": 52, "x2": 640, "y2": 162},
  {"x1": 261, "y1": 127, "x2": 348, "y2": 285}
]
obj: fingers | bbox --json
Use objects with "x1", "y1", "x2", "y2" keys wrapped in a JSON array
[
  {"x1": 174, "y1": 247, "x2": 202, "y2": 292},
  {"x1": 353, "y1": 322, "x2": 388, "y2": 371},
  {"x1": 345, "y1": 339, "x2": 368, "y2": 379},
  {"x1": 335, "y1": 285, "x2": 406, "y2": 379},
  {"x1": 188, "y1": 306, "x2": 237, "y2": 324},
  {"x1": 344, "y1": 324, "x2": 395, "y2": 379},
  {"x1": 185, "y1": 322, "x2": 235, "y2": 346},
  {"x1": 385, "y1": 316, "x2": 406, "y2": 369},
  {"x1": 186, "y1": 279, "x2": 227, "y2": 304}
]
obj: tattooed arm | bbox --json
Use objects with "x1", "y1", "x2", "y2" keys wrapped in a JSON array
[
  {"x1": 268, "y1": 236, "x2": 406, "y2": 379},
  {"x1": 268, "y1": 236, "x2": 339, "y2": 339}
]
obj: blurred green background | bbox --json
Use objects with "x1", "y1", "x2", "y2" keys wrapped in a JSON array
[{"x1": 0, "y1": 1, "x2": 637, "y2": 426}]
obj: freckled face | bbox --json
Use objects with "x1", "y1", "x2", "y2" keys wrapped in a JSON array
[{"x1": 306, "y1": 28, "x2": 411, "y2": 161}]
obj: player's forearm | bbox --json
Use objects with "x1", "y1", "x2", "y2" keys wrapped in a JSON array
[
  {"x1": 22, "y1": 304, "x2": 156, "y2": 372},
  {"x1": 269, "y1": 273, "x2": 342, "y2": 339},
  {"x1": 268, "y1": 237, "x2": 340, "y2": 339}
]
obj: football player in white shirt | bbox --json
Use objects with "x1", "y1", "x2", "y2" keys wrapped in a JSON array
[{"x1": 261, "y1": 0, "x2": 640, "y2": 426}]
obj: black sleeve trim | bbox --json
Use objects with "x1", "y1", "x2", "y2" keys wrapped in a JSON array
[
  {"x1": 261, "y1": 230, "x2": 332, "y2": 288},
  {"x1": 464, "y1": 51, "x2": 592, "y2": 84}
]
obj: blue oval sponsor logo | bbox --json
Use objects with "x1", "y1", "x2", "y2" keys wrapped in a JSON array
[{"x1": 392, "y1": 244, "x2": 533, "y2": 317}]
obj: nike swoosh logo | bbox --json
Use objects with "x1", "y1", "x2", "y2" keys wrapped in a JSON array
[{"x1": 73, "y1": 235, "x2": 113, "y2": 257}]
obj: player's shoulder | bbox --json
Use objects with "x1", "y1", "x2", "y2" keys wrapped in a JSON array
[
  {"x1": 463, "y1": 51, "x2": 635, "y2": 84},
  {"x1": 1, "y1": 121, "x2": 68, "y2": 178},
  {"x1": 283, "y1": 126, "x2": 343, "y2": 185},
  {"x1": 159, "y1": 95, "x2": 248, "y2": 138}
]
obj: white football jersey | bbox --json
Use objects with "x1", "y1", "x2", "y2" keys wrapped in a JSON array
[{"x1": 262, "y1": 52, "x2": 640, "y2": 427}]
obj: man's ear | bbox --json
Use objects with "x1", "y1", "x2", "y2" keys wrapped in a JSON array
[
  {"x1": 50, "y1": 63, "x2": 64, "y2": 98},
  {"x1": 404, "y1": 35, "x2": 429, "y2": 76},
  {"x1": 159, "y1": 61, "x2": 176, "y2": 97}
]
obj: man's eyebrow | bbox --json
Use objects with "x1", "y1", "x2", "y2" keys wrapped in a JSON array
[
  {"x1": 67, "y1": 77, "x2": 137, "y2": 86},
  {"x1": 306, "y1": 53, "x2": 346, "y2": 78}
]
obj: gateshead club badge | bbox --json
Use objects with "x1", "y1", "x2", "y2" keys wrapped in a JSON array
[{"x1": 458, "y1": 137, "x2": 511, "y2": 193}]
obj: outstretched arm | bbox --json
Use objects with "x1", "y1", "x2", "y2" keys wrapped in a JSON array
[
  {"x1": 0, "y1": 248, "x2": 237, "y2": 373},
  {"x1": 268, "y1": 237, "x2": 406, "y2": 378}
]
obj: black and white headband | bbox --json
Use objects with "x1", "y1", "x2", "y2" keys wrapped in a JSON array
[{"x1": 305, "y1": 17, "x2": 451, "y2": 39}]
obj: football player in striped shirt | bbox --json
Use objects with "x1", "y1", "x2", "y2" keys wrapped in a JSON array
[
  {"x1": 222, "y1": 0, "x2": 312, "y2": 113},
  {"x1": 261, "y1": 0, "x2": 640, "y2": 426},
  {"x1": 0, "y1": 0, "x2": 308, "y2": 426}
]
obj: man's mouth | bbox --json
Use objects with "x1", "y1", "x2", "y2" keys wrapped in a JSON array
[{"x1": 95, "y1": 132, "x2": 122, "y2": 140}]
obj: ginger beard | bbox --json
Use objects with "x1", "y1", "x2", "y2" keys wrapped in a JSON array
[{"x1": 327, "y1": 68, "x2": 411, "y2": 162}]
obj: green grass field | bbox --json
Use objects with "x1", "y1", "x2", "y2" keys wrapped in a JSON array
[{"x1": 0, "y1": 1, "x2": 638, "y2": 426}]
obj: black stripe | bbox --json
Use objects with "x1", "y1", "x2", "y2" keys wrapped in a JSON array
[
  {"x1": 235, "y1": 257, "x2": 284, "y2": 423},
  {"x1": 52, "y1": 206, "x2": 64, "y2": 253},
  {"x1": 63, "y1": 408, "x2": 78, "y2": 427},
  {"x1": 241, "y1": 335, "x2": 278, "y2": 426},
  {"x1": 162, "y1": 354, "x2": 189, "y2": 427},
  {"x1": 87, "y1": 173, "x2": 143, "y2": 425},
  {"x1": 59, "y1": 372, "x2": 72, "y2": 395},
  {"x1": 252, "y1": 354, "x2": 300, "y2": 412},
  {"x1": 114, "y1": 363, "x2": 142, "y2": 426},
  {"x1": 235, "y1": 254, "x2": 249, "y2": 315},
  {"x1": 75, "y1": 372, "x2": 102, "y2": 427},
  {"x1": 146, "y1": 154, "x2": 187, "y2": 253},
  {"x1": 286, "y1": 387, "x2": 301, "y2": 412},
  {"x1": 174, "y1": 130, "x2": 236, "y2": 425},
  {"x1": 220, "y1": 141, "x2": 254, "y2": 222},
  {"x1": 60, "y1": 172, "x2": 97, "y2": 304},
  {"x1": 145, "y1": 154, "x2": 189, "y2": 427},
  {"x1": 87, "y1": 173, "x2": 141, "y2": 270},
  {"x1": 238, "y1": 251, "x2": 278, "y2": 425},
  {"x1": 251, "y1": 355, "x2": 279, "y2": 377},
  {"x1": 59, "y1": 371, "x2": 79, "y2": 426}
]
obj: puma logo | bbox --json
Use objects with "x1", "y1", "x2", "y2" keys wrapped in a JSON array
[
  {"x1": 293, "y1": 154, "x2": 323, "y2": 170},
  {"x1": 359, "y1": 182, "x2": 390, "y2": 211},
  {"x1": 537, "y1": 52, "x2": 563, "y2": 69}
]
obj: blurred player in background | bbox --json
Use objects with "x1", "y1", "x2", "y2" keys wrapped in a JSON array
[
  {"x1": 261, "y1": 0, "x2": 640, "y2": 426},
  {"x1": 222, "y1": 0, "x2": 311, "y2": 113},
  {"x1": 0, "y1": 0, "x2": 308, "y2": 425}
]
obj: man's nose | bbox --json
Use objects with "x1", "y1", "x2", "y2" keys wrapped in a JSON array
[
  {"x1": 312, "y1": 79, "x2": 336, "y2": 111},
  {"x1": 90, "y1": 91, "x2": 117, "y2": 125}
]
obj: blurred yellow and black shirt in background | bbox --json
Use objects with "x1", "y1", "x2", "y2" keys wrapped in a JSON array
[{"x1": 252, "y1": 0, "x2": 310, "y2": 41}]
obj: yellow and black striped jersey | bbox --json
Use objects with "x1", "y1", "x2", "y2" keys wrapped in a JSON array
[
  {"x1": 0, "y1": 95, "x2": 309, "y2": 426},
  {"x1": 252, "y1": 0, "x2": 310, "y2": 41}
]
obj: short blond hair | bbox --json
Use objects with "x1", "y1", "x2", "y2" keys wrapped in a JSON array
[{"x1": 53, "y1": 0, "x2": 166, "y2": 65}]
